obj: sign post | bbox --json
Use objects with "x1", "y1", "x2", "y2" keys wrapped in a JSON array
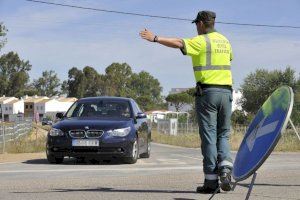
[
  {"x1": 209, "y1": 86, "x2": 295, "y2": 200},
  {"x1": 0, "y1": 104, "x2": 4, "y2": 153},
  {"x1": 35, "y1": 112, "x2": 39, "y2": 146}
]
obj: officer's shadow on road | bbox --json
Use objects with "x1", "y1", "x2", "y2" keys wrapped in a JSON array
[{"x1": 22, "y1": 158, "x2": 126, "y2": 165}]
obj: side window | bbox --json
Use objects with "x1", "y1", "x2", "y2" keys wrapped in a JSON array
[
  {"x1": 131, "y1": 100, "x2": 142, "y2": 115},
  {"x1": 135, "y1": 102, "x2": 142, "y2": 113},
  {"x1": 131, "y1": 100, "x2": 139, "y2": 116}
]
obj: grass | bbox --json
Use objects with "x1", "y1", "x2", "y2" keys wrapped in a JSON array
[
  {"x1": 152, "y1": 131, "x2": 200, "y2": 148},
  {"x1": 2, "y1": 125, "x2": 299, "y2": 154},
  {"x1": 3, "y1": 128, "x2": 47, "y2": 153},
  {"x1": 152, "y1": 128, "x2": 300, "y2": 152}
]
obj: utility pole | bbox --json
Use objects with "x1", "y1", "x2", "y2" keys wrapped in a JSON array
[{"x1": 1, "y1": 104, "x2": 5, "y2": 153}]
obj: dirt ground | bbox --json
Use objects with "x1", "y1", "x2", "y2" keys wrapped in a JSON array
[{"x1": 0, "y1": 152, "x2": 45, "y2": 163}]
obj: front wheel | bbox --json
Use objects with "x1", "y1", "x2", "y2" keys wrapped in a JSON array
[
  {"x1": 47, "y1": 154, "x2": 64, "y2": 164},
  {"x1": 140, "y1": 138, "x2": 151, "y2": 158},
  {"x1": 123, "y1": 139, "x2": 138, "y2": 164},
  {"x1": 46, "y1": 147, "x2": 64, "y2": 164}
]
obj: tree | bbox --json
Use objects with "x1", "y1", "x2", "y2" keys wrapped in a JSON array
[
  {"x1": 66, "y1": 67, "x2": 87, "y2": 98},
  {"x1": 0, "y1": 52, "x2": 32, "y2": 97},
  {"x1": 33, "y1": 70, "x2": 61, "y2": 96},
  {"x1": 62, "y1": 63, "x2": 165, "y2": 111},
  {"x1": 129, "y1": 71, "x2": 163, "y2": 110},
  {"x1": 231, "y1": 110, "x2": 253, "y2": 125},
  {"x1": 166, "y1": 92, "x2": 193, "y2": 112},
  {"x1": 0, "y1": 23, "x2": 7, "y2": 51},
  {"x1": 60, "y1": 80, "x2": 69, "y2": 96},
  {"x1": 240, "y1": 67, "x2": 300, "y2": 125},
  {"x1": 104, "y1": 63, "x2": 132, "y2": 96},
  {"x1": 64, "y1": 66, "x2": 104, "y2": 98},
  {"x1": 240, "y1": 67, "x2": 297, "y2": 114},
  {"x1": 83, "y1": 66, "x2": 104, "y2": 96},
  {"x1": 291, "y1": 77, "x2": 300, "y2": 125}
]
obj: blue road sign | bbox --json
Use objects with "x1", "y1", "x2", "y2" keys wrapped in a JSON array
[{"x1": 233, "y1": 86, "x2": 294, "y2": 182}]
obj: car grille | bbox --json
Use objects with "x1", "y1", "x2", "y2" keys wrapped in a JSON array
[
  {"x1": 69, "y1": 130, "x2": 86, "y2": 138},
  {"x1": 86, "y1": 130, "x2": 104, "y2": 138},
  {"x1": 69, "y1": 130, "x2": 104, "y2": 138}
]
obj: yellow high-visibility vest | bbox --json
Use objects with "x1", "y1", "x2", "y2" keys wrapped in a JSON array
[{"x1": 182, "y1": 31, "x2": 233, "y2": 86}]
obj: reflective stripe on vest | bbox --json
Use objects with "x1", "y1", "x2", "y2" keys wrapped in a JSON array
[
  {"x1": 193, "y1": 65, "x2": 231, "y2": 71},
  {"x1": 192, "y1": 33, "x2": 232, "y2": 85}
]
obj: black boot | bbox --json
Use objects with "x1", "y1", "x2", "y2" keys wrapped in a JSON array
[
  {"x1": 196, "y1": 179, "x2": 220, "y2": 194},
  {"x1": 219, "y1": 171, "x2": 232, "y2": 192}
]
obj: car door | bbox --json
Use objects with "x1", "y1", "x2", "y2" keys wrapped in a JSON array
[{"x1": 131, "y1": 100, "x2": 147, "y2": 151}]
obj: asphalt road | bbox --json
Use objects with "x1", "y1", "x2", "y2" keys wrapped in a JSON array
[{"x1": 0, "y1": 143, "x2": 299, "y2": 200}]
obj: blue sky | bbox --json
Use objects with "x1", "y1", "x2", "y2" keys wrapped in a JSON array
[{"x1": 0, "y1": 0, "x2": 300, "y2": 94}]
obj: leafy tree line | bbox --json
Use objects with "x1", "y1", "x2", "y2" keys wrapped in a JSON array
[
  {"x1": 0, "y1": 23, "x2": 166, "y2": 111},
  {"x1": 0, "y1": 52, "x2": 165, "y2": 110},
  {"x1": 61, "y1": 63, "x2": 165, "y2": 111},
  {"x1": 165, "y1": 67, "x2": 300, "y2": 125},
  {"x1": 238, "y1": 67, "x2": 300, "y2": 125}
]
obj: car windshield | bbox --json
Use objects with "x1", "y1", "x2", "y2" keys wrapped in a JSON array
[{"x1": 65, "y1": 100, "x2": 132, "y2": 119}]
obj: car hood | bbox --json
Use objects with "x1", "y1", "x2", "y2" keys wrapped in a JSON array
[{"x1": 52, "y1": 117, "x2": 133, "y2": 132}]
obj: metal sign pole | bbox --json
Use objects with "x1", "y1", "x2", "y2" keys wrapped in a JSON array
[
  {"x1": 209, "y1": 172, "x2": 234, "y2": 200},
  {"x1": 208, "y1": 185, "x2": 221, "y2": 200},
  {"x1": 245, "y1": 171, "x2": 257, "y2": 200},
  {"x1": 288, "y1": 119, "x2": 300, "y2": 142},
  {"x1": 2, "y1": 126, "x2": 4, "y2": 154},
  {"x1": 1, "y1": 105, "x2": 4, "y2": 154}
]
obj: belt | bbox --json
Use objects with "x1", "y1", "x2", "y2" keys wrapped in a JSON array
[{"x1": 197, "y1": 83, "x2": 232, "y2": 91}]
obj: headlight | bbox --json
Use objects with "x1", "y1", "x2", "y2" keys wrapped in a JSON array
[
  {"x1": 49, "y1": 128, "x2": 64, "y2": 136},
  {"x1": 107, "y1": 127, "x2": 131, "y2": 137}
]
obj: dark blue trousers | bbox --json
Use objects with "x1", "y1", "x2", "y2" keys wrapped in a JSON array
[{"x1": 195, "y1": 87, "x2": 233, "y2": 180}]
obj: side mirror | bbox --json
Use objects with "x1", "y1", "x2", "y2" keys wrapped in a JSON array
[
  {"x1": 56, "y1": 112, "x2": 64, "y2": 119},
  {"x1": 136, "y1": 112, "x2": 147, "y2": 119}
]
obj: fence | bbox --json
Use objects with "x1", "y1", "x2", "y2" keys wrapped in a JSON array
[
  {"x1": 154, "y1": 120, "x2": 299, "y2": 137},
  {"x1": 155, "y1": 120, "x2": 199, "y2": 135},
  {"x1": 0, "y1": 118, "x2": 33, "y2": 153}
]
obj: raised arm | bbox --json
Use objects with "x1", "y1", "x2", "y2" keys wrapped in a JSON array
[{"x1": 139, "y1": 29, "x2": 184, "y2": 49}]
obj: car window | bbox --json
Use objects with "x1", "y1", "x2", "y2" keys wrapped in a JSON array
[
  {"x1": 131, "y1": 100, "x2": 142, "y2": 116},
  {"x1": 66, "y1": 100, "x2": 132, "y2": 118}
]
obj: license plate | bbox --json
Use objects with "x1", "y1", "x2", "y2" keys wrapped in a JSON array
[{"x1": 72, "y1": 139, "x2": 99, "y2": 147}]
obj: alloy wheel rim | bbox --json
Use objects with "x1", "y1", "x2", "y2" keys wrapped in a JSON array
[
  {"x1": 148, "y1": 142, "x2": 151, "y2": 153},
  {"x1": 132, "y1": 140, "x2": 137, "y2": 158}
]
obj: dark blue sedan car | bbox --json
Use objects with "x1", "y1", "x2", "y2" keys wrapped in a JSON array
[{"x1": 46, "y1": 97, "x2": 151, "y2": 164}]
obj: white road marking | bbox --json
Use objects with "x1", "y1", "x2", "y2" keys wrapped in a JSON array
[
  {"x1": 156, "y1": 158, "x2": 186, "y2": 165},
  {"x1": 152, "y1": 143, "x2": 198, "y2": 150},
  {"x1": 173, "y1": 154, "x2": 202, "y2": 161},
  {"x1": 0, "y1": 166, "x2": 202, "y2": 174},
  {"x1": 0, "y1": 162, "x2": 19, "y2": 165}
]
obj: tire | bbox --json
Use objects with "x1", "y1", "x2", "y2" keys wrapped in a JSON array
[
  {"x1": 123, "y1": 138, "x2": 138, "y2": 164},
  {"x1": 46, "y1": 148, "x2": 64, "y2": 164},
  {"x1": 76, "y1": 157, "x2": 86, "y2": 163},
  {"x1": 140, "y1": 138, "x2": 151, "y2": 158}
]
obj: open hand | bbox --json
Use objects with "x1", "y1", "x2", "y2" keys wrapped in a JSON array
[{"x1": 140, "y1": 29, "x2": 155, "y2": 42}]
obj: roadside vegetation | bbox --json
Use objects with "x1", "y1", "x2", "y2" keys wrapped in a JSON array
[
  {"x1": 4, "y1": 126, "x2": 47, "y2": 153},
  {"x1": 152, "y1": 128, "x2": 300, "y2": 152}
]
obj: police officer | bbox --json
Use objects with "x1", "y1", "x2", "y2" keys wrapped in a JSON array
[{"x1": 140, "y1": 10, "x2": 233, "y2": 194}]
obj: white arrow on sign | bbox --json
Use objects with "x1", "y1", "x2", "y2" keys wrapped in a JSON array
[{"x1": 246, "y1": 118, "x2": 279, "y2": 152}]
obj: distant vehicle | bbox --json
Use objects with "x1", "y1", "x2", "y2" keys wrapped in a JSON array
[
  {"x1": 42, "y1": 118, "x2": 53, "y2": 126},
  {"x1": 46, "y1": 97, "x2": 151, "y2": 164}
]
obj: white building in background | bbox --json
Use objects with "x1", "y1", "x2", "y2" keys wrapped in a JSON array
[
  {"x1": 35, "y1": 97, "x2": 77, "y2": 119},
  {"x1": 232, "y1": 90, "x2": 243, "y2": 111},
  {"x1": 167, "y1": 88, "x2": 193, "y2": 112},
  {"x1": 146, "y1": 110, "x2": 188, "y2": 123},
  {"x1": 0, "y1": 96, "x2": 24, "y2": 121},
  {"x1": 167, "y1": 87, "x2": 243, "y2": 112}
]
